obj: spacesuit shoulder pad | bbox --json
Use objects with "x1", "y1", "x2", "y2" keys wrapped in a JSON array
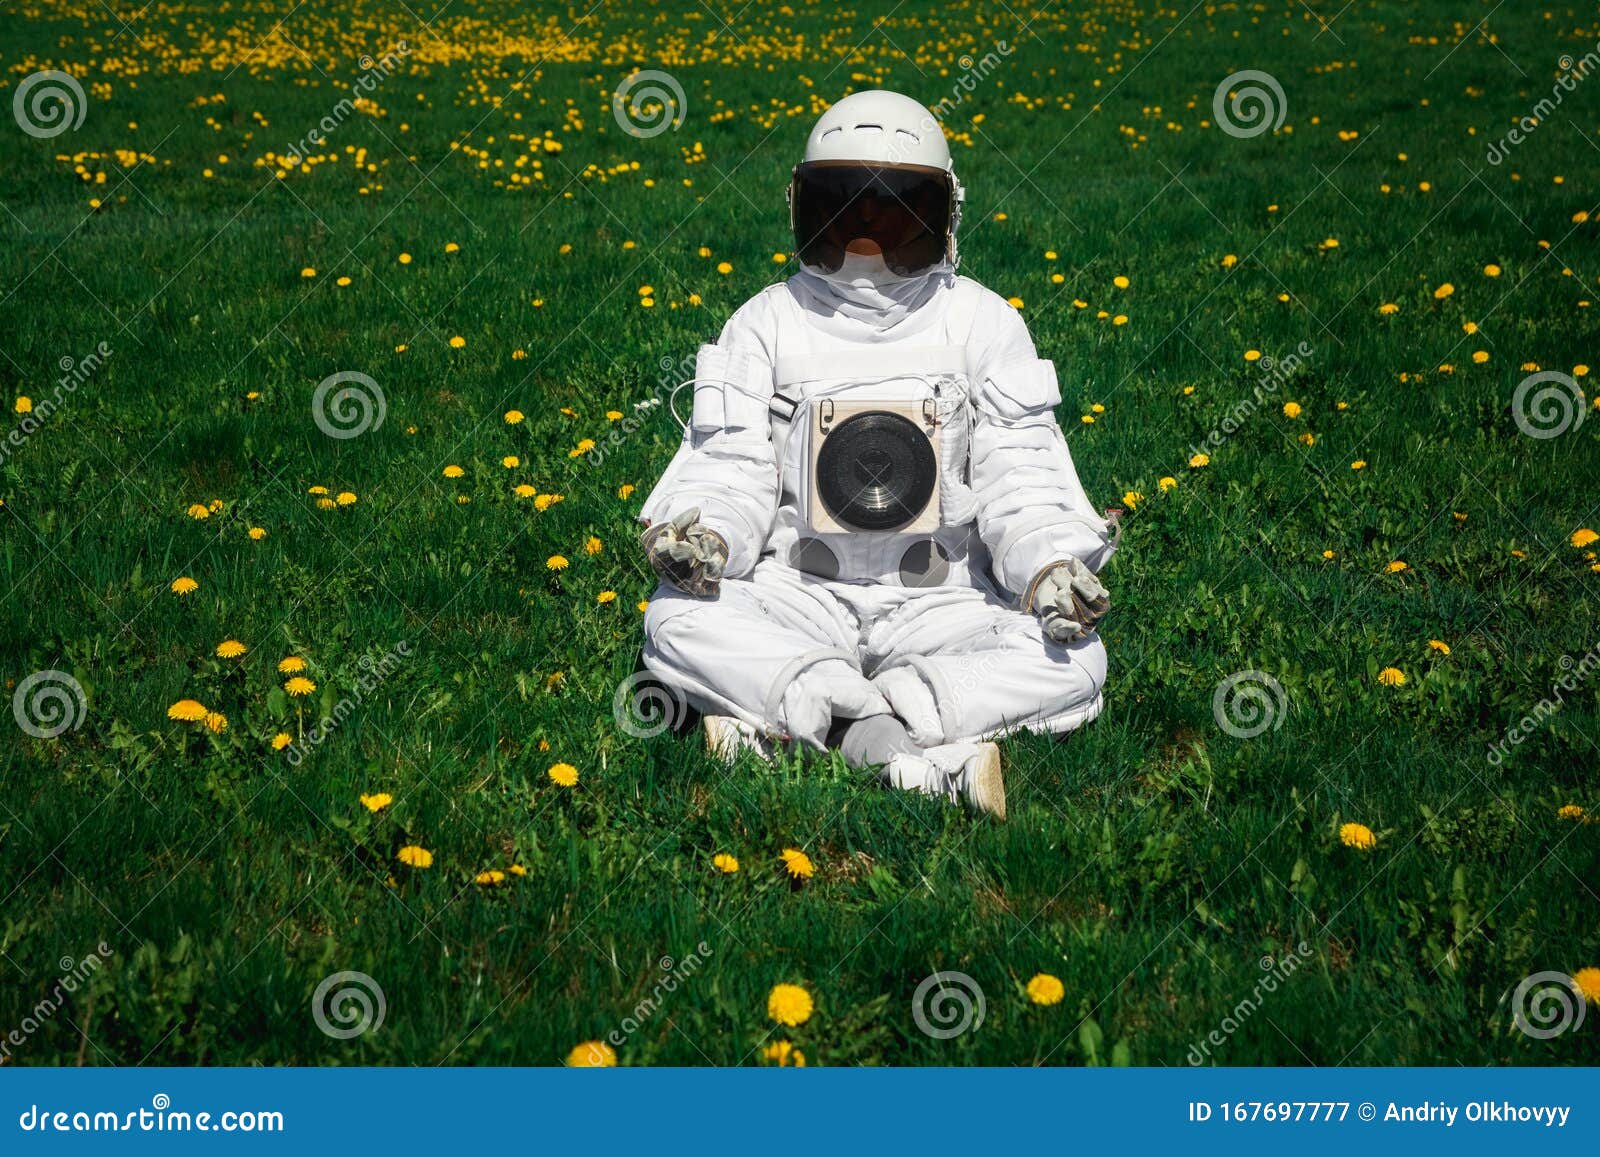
[
  {"x1": 977, "y1": 356, "x2": 1060, "y2": 420},
  {"x1": 691, "y1": 343, "x2": 774, "y2": 434}
]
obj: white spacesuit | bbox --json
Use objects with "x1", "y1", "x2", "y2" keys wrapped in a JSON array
[{"x1": 639, "y1": 91, "x2": 1115, "y2": 817}]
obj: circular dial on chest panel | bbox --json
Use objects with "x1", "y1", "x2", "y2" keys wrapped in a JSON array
[{"x1": 814, "y1": 410, "x2": 938, "y2": 531}]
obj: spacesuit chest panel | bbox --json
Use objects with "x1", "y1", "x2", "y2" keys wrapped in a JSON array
[{"x1": 767, "y1": 342, "x2": 982, "y2": 586}]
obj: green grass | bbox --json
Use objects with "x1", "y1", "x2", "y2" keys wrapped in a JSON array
[{"x1": 2, "y1": 0, "x2": 1598, "y2": 1066}]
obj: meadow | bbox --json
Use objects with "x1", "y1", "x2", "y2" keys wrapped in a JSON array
[{"x1": 1, "y1": 0, "x2": 1598, "y2": 1066}]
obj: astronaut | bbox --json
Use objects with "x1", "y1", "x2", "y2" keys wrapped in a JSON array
[{"x1": 638, "y1": 90, "x2": 1115, "y2": 819}]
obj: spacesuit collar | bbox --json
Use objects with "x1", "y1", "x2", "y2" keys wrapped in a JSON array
[{"x1": 794, "y1": 255, "x2": 954, "y2": 331}]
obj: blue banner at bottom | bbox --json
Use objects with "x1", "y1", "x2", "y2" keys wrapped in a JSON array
[{"x1": 2, "y1": 1068, "x2": 1591, "y2": 1152}]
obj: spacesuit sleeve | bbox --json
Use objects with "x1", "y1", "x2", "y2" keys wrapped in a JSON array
[
  {"x1": 637, "y1": 293, "x2": 780, "y2": 579},
  {"x1": 968, "y1": 297, "x2": 1113, "y2": 597}
]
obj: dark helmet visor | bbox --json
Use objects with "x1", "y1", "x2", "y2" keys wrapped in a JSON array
[{"x1": 791, "y1": 161, "x2": 953, "y2": 277}]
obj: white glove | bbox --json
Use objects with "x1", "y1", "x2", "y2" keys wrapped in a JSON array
[
  {"x1": 640, "y1": 507, "x2": 729, "y2": 597},
  {"x1": 1026, "y1": 557, "x2": 1110, "y2": 643}
]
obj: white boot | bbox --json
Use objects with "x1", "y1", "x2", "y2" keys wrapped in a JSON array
[
  {"x1": 884, "y1": 741, "x2": 1006, "y2": 820},
  {"x1": 703, "y1": 714, "x2": 773, "y2": 763}
]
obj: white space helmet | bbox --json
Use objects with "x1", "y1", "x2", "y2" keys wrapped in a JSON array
[{"x1": 788, "y1": 90, "x2": 965, "y2": 275}]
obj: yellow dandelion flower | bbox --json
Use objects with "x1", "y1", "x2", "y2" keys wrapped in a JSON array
[
  {"x1": 1350, "y1": 460, "x2": 1367, "y2": 471},
  {"x1": 170, "y1": 576, "x2": 199, "y2": 596},
  {"x1": 548, "y1": 762, "x2": 578, "y2": 787},
  {"x1": 505, "y1": 410, "x2": 525, "y2": 424},
  {"x1": 1557, "y1": 804, "x2": 1585, "y2": 821},
  {"x1": 1298, "y1": 432, "x2": 1316, "y2": 446},
  {"x1": 1113, "y1": 274, "x2": 1130, "y2": 289},
  {"x1": 502, "y1": 456, "x2": 520, "y2": 469},
  {"x1": 508, "y1": 864, "x2": 527, "y2": 877},
  {"x1": 443, "y1": 464, "x2": 464, "y2": 478},
  {"x1": 1340, "y1": 822, "x2": 1376, "y2": 850},
  {"x1": 1379, "y1": 302, "x2": 1399, "y2": 315},
  {"x1": 618, "y1": 484, "x2": 636, "y2": 500},
  {"x1": 546, "y1": 555, "x2": 569, "y2": 571},
  {"x1": 1472, "y1": 350, "x2": 1489, "y2": 364},
  {"x1": 186, "y1": 503, "x2": 211, "y2": 520},
  {"x1": 1571, "y1": 528, "x2": 1598, "y2": 549},
  {"x1": 360, "y1": 792, "x2": 393, "y2": 812},
  {"x1": 1433, "y1": 282, "x2": 1454, "y2": 299},
  {"x1": 584, "y1": 536, "x2": 602, "y2": 555},
  {"x1": 1428, "y1": 640, "x2": 1451, "y2": 655},
  {"x1": 1158, "y1": 476, "x2": 1177, "y2": 491},
  {"x1": 713, "y1": 853, "x2": 740, "y2": 874},
  {"x1": 1322, "y1": 549, "x2": 1336, "y2": 560},
  {"x1": 763, "y1": 1040, "x2": 806, "y2": 1067},
  {"x1": 336, "y1": 491, "x2": 357, "y2": 507},
  {"x1": 271, "y1": 732, "x2": 292, "y2": 751},
  {"x1": 1244, "y1": 349, "x2": 1262, "y2": 363},
  {"x1": 1483, "y1": 263, "x2": 1502, "y2": 277},
  {"x1": 1282, "y1": 401, "x2": 1302, "y2": 418},
  {"x1": 1377, "y1": 667, "x2": 1406, "y2": 687},
  {"x1": 308, "y1": 485, "x2": 329, "y2": 496},
  {"x1": 215, "y1": 639, "x2": 247, "y2": 659},
  {"x1": 781, "y1": 847, "x2": 814, "y2": 880},
  {"x1": 248, "y1": 526, "x2": 267, "y2": 540},
  {"x1": 597, "y1": 590, "x2": 617, "y2": 604},
  {"x1": 301, "y1": 267, "x2": 316, "y2": 278},
  {"x1": 448, "y1": 335, "x2": 465, "y2": 349},
  {"x1": 767, "y1": 983, "x2": 814, "y2": 1027},
  {"x1": 167, "y1": 699, "x2": 207, "y2": 722},
  {"x1": 278, "y1": 657, "x2": 306, "y2": 674},
  {"x1": 513, "y1": 484, "x2": 536, "y2": 498},
  {"x1": 606, "y1": 410, "x2": 623, "y2": 421},
  {"x1": 15, "y1": 396, "x2": 32, "y2": 414},
  {"x1": 397, "y1": 845, "x2": 433, "y2": 869},
  {"x1": 1385, "y1": 560, "x2": 1408, "y2": 573},
  {"x1": 1188, "y1": 453, "x2": 1210, "y2": 468},
  {"x1": 284, "y1": 676, "x2": 316, "y2": 696},
  {"x1": 566, "y1": 1041, "x2": 616, "y2": 1067},
  {"x1": 475, "y1": 869, "x2": 507, "y2": 886},
  {"x1": 1121, "y1": 491, "x2": 1143, "y2": 510},
  {"x1": 398, "y1": 252, "x2": 412, "y2": 264},
  {"x1": 1027, "y1": 973, "x2": 1065, "y2": 1006},
  {"x1": 1574, "y1": 968, "x2": 1600, "y2": 1003},
  {"x1": 202, "y1": 711, "x2": 228, "y2": 734}
]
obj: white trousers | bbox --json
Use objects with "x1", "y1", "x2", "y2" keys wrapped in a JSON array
[{"x1": 642, "y1": 559, "x2": 1106, "y2": 750}]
